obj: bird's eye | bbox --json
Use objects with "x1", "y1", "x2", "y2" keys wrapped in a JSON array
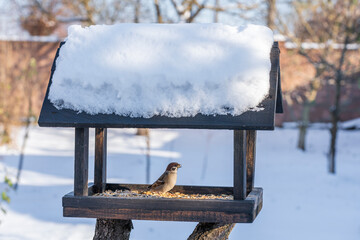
[{"x1": 171, "y1": 167, "x2": 176, "y2": 171}]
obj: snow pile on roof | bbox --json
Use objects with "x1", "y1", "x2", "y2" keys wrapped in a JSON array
[{"x1": 49, "y1": 23, "x2": 273, "y2": 118}]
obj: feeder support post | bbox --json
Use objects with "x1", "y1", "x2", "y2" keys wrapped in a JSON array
[
  {"x1": 234, "y1": 130, "x2": 247, "y2": 200},
  {"x1": 74, "y1": 128, "x2": 89, "y2": 196},
  {"x1": 94, "y1": 128, "x2": 107, "y2": 193},
  {"x1": 246, "y1": 130, "x2": 257, "y2": 195}
]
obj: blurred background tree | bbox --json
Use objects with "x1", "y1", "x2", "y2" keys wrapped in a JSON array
[
  {"x1": 277, "y1": 0, "x2": 360, "y2": 173},
  {"x1": 12, "y1": 0, "x2": 152, "y2": 35}
]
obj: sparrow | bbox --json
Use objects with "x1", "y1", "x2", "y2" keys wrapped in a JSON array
[{"x1": 148, "y1": 162, "x2": 182, "y2": 193}]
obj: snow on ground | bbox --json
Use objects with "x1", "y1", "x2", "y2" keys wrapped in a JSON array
[
  {"x1": 342, "y1": 117, "x2": 360, "y2": 130},
  {"x1": 0, "y1": 126, "x2": 359, "y2": 240},
  {"x1": 49, "y1": 24, "x2": 273, "y2": 117}
]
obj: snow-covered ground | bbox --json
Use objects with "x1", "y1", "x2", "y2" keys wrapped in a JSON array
[{"x1": 0, "y1": 126, "x2": 359, "y2": 240}]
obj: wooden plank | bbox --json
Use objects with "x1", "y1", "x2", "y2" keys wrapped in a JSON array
[
  {"x1": 233, "y1": 130, "x2": 246, "y2": 200},
  {"x1": 64, "y1": 186, "x2": 261, "y2": 212},
  {"x1": 64, "y1": 207, "x2": 253, "y2": 223},
  {"x1": 253, "y1": 195, "x2": 263, "y2": 220},
  {"x1": 74, "y1": 128, "x2": 89, "y2": 196},
  {"x1": 246, "y1": 130, "x2": 257, "y2": 195},
  {"x1": 62, "y1": 187, "x2": 262, "y2": 223},
  {"x1": 63, "y1": 196, "x2": 254, "y2": 213},
  {"x1": 38, "y1": 42, "x2": 280, "y2": 130},
  {"x1": 38, "y1": 100, "x2": 276, "y2": 129},
  {"x1": 94, "y1": 128, "x2": 107, "y2": 193},
  {"x1": 63, "y1": 189, "x2": 260, "y2": 212}
]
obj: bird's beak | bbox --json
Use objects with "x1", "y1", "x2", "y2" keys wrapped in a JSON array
[{"x1": 178, "y1": 164, "x2": 182, "y2": 168}]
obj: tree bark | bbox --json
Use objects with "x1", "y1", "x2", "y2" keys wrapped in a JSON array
[
  {"x1": 266, "y1": 0, "x2": 276, "y2": 30},
  {"x1": 328, "y1": 68, "x2": 342, "y2": 174},
  {"x1": 93, "y1": 219, "x2": 133, "y2": 240},
  {"x1": 328, "y1": 35, "x2": 349, "y2": 174},
  {"x1": 329, "y1": 107, "x2": 337, "y2": 174},
  {"x1": 188, "y1": 222, "x2": 235, "y2": 240},
  {"x1": 134, "y1": 0, "x2": 141, "y2": 23},
  {"x1": 154, "y1": 0, "x2": 163, "y2": 23},
  {"x1": 213, "y1": 0, "x2": 219, "y2": 23},
  {"x1": 136, "y1": 128, "x2": 149, "y2": 136},
  {"x1": 297, "y1": 100, "x2": 310, "y2": 151},
  {"x1": 297, "y1": 70, "x2": 322, "y2": 152}
]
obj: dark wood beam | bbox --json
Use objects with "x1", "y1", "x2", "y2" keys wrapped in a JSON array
[
  {"x1": 94, "y1": 128, "x2": 107, "y2": 193},
  {"x1": 246, "y1": 130, "x2": 257, "y2": 195},
  {"x1": 74, "y1": 128, "x2": 89, "y2": 196},
  {"x1": 234, "y1": 130, "x2": 246, "y2": 200}
]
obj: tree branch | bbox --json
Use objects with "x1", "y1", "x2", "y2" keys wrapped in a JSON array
[{"x1": 154, "y1": 0, "x2": 163, "y2": 23}]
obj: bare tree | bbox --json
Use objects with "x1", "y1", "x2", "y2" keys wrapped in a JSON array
[
  {"x1": 277, "y1": 0, "x2": 360, "y2": 172},
  {"x1": 153, "y1": 0, "x2": 260, "y2": 23},
  {"x1": 14, "y1": 0, "x2": 149, "y2": 35},
  {"x1": 296, "y1": 69, "x2": 323, "y2": 151},
  {"x1": 14, "y1": 57, "x2": 38, "y2": 190},
  {"x1": 16, "y1": 0, "x2": 62, "y2": 36},
  {"x1": 134, "y1": 0, "x2": 141, "y2": 23},
  {"x1": 266, "y1": 0, "x2": 276, "y2": 29},
  {"x1": 154, "y1": 0, "x2": 163, "y2": 23},
  {"x1": 213, "y1": 0, "x2": 219, "y2": 22}
]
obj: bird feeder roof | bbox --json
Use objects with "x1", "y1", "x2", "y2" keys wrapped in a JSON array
[{"x1": 38, "y1": 24, "x2": 282, "y2": 130}]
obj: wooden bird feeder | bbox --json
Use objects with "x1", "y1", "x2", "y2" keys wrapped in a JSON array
[{"x1": 38, "y1": 41, "x2": 282, "y2": 224}]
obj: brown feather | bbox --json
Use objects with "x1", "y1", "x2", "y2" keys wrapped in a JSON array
[
  {"x1": 148, "y1": 171, "x2": 167, "y2": 189},
  {"x1": 166, "y1": 162, "x2": 181, "y2": 171}
]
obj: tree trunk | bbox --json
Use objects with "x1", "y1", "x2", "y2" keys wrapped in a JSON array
[
  {"x1": 329, "y1": 107, "x2": 337, "y2": 174},
  {"x1": 154, "y1": 0, "x2": 163, "y2": 23},
  {"x1": 297, "y1": 100, "x2": 311, "y2": 151},
  {"x1": 266, "y1": 0, "x2": 276, "y2": 30},
  {"x1": 328, "y1": 73, "x2": 341, "y2": 174},
  {"x1": 188, "y1": 222, "x2": 235, "y2": 240},
  {"x1": 93, "y1": 219, "x2": 133, "y2": 240},
  {"x1": 327, "y1": 36, "x2": 349, "y2": 174},
  {"x1": 134, "y1": 0, "x2": 141, "y2": 23},
  {"x1": 213, "y1": 0, "x2": 219, "y2": 23},
  {"x1": 136, "y1": 128, "x2": 149, "y2": 136}
]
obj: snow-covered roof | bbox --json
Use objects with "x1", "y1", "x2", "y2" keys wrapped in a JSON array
[{"x1": 48, "y1": 23, "x2": 274, "y2": 118}]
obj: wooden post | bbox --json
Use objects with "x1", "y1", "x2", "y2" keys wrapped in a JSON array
[
  {"x1": 233, "y1": 130, "x2": 246, "y2": 200},
  {"x1": 92, "y1": 128, "x2": 133, "y2": 240},
  {"x1": 93, "y1": 219, "x2": 133, "y2": 240},
  {"x1": 246, "y1": 130, "x2": 257, "y2": 195},
  {"x1": 188, "y1": 222, "x2": 235, "y2": 240},
  {"x1": 74, "y1": 128, "x2": 89, "y2": 196},
  {"x1": 94, "y1": 128, "x2": 107, "y2": 194}
]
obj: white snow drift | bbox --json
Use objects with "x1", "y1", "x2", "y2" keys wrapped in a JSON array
[{"x1": 48, "y1": 23, "x2": 273, "y2": 118}]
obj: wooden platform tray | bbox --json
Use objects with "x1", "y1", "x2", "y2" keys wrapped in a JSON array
[{"x1": 63, "y1": 183, "x2": 263, "y2": 223}]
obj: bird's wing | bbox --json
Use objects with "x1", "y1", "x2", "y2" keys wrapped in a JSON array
[{"x1": 148, "y1": 171, "x2": 167, "y2": 189}]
